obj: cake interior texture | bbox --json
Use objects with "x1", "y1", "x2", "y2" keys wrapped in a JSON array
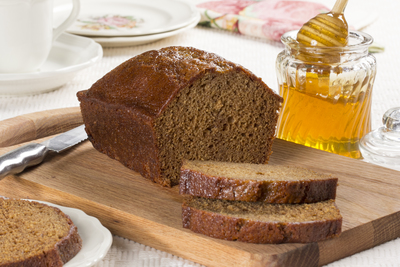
[
  {"x1": 186, "y1": 197, "x2": 341, "y2": 223},
  {"x1": 0, "y1": 198, "x2": 80, "y2": 265},
  {"x1": 155, "y1": 71, "x2": 280, "y2": 186},
  {"x1": 182, "y1": 160, "x2": 333, "y2": 182}
]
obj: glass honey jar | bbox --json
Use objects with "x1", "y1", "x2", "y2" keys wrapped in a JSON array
[{"x1": 275, "y1": 30, "x2": 376, "y2": 159}]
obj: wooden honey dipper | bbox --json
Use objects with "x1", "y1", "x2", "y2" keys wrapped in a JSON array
[{"x1": 297, "y1": 0, "x2": 349, "y2": 47}]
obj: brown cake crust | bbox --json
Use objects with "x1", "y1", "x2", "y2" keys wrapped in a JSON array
[
  {"x1": 0, "y1": 199, "x2": 82, "y2": 267},
  {"x1": 77, "y1": 46, "x2": 283, "y2": 187},
  {"x1": 55, "y1": 222, "x2": 82, "y2": 264},
  {"x1": 78, "y1": 97, "x2": 164, "y2": 185},
  {"x1": 180, "y1": 166, "x2": 338, "y2": 203},
  {"x1": 182, "y1": 200, "x2": 342, "y2": 244},
  {"x1": 79, "y1": 46, "x2": 281, "y2": 117},
  {"x1": 1, "y1": 225, "x2": 81, "y2": 267}
]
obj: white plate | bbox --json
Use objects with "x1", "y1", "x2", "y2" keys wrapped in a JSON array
[
  {"x1": 91, "y1": 13, "x2": 200, "y2": 48},
  {"x1": 33, "y1": 200, "x2": 113, "y2": 267},
  {"x1": 55, "y1": 0, "x2": 199, "y2": 37},
  {"x1": 0, "y1": 33, "x2": 102, "y2": 96}
]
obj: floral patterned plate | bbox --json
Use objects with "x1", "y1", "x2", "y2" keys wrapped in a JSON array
[
  {"x1": 90, "y1": 12, "x2": 200, "y2": 48},
  {"x1": 54, "y1": 0, "x2": 199, "y2": 37}
]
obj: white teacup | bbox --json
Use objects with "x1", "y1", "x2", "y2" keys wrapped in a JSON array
[{"x1": 0, "y1": 0, "x2": 80, "y2": 73}]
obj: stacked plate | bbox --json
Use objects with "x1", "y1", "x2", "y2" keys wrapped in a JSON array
[{"x1": 55, "y1": 0, "x2": 201, "y2": 47}]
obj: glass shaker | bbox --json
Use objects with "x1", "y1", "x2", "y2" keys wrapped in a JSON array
[
  {"x1": 360, "y1": 107, "x2": 400, "y2": 171},
  {"x1": 275, "y1": 30, "x2": 377, "y2": 159}
]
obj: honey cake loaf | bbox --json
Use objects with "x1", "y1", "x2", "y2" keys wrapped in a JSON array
[
  {"x1": 0, "y1": 198, "x2": 82, "y2": 267},
  {"x1": 77, "y1": 46, "x2": 283, "y2": 187},
  {"x1": 180, "y1": 160, "x2": 338, "y2": 203},
  {"x1": 182, "y1": 197, "x2": 342, "y2": 243}
]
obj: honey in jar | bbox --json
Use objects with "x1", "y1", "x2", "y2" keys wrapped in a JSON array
[{"x1": 275, "y1": 30, "x2": 376, "y2": 159}]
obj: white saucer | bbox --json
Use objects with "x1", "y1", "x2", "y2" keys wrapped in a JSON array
[
  {"x1": 55, "y1": 0, "x2": 198, "y2": 37},
  {"x1": 28, "y1": 200, "x2": 113, "y2": 267},
  {"x1": 0, "y1": 33, "x2": 102, "y2": 96},
  {"x1": 91, "y1": 13, "x2": 200, "y2": 47}
]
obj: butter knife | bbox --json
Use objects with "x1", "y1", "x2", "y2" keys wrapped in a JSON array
[{"x1": 0, "y1": 125, "x2": 87, "y2": 179}]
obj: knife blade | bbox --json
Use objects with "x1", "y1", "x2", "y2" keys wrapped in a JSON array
[{"x1": 0, "y1": 124, "x2": 87, "y2": 179}]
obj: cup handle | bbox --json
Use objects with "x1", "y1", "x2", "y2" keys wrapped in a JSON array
[{"x1": 53, "y1": 0, "x2": 81, "y2": 41}]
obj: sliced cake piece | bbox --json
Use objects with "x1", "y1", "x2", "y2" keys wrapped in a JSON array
[
  {"x1": 0, "y1": 198, "x2": 82, "y2": 267},
  {"x1": 182, "y1": 197, "x2": 342, "y2": 244},
  {"x1": 180, "y1": 160, "x2": 338, "y2": 203}
]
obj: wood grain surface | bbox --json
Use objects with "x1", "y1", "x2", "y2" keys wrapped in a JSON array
[
  {"x1": 0, "y1": 107, "x2": 82, "y2": 147},
  {"x1": 0, "y1": 108, "x2": 399, "y2": 267}
]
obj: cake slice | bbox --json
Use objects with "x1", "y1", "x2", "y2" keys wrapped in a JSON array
[
  {"x1": 182, "y1": 197, "x2": 342, "y2": 243},
  {"x1": 0, "y1": 198, "x2": 82, "y2": 267},
  {"x1": 180, "y1": 160, "x2": 338, "y2": 203}
]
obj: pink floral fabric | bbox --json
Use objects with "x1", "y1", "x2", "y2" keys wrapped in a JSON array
[
  {"x1": 197, "y1": 0, "x2": 329, "y2": 41},
  {"x1": 198, "y1": 0, "x2": 255, "y2": 14}
]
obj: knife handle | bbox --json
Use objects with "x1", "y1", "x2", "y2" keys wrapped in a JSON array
[{"x1": 0, "y1": 143, "x2": 48, "y2": 179}]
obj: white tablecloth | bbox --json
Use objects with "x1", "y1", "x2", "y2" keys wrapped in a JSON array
[{"x1": 1, "y1": 0, "x2": 399, "y2": 266}]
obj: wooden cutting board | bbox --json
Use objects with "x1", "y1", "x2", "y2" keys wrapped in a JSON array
[{"x1": 1, "y1": 107, "x2": 399, "y2": 267}]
